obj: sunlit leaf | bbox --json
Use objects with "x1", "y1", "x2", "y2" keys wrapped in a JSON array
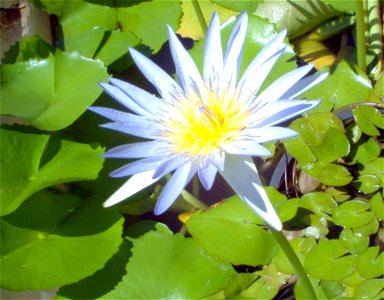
[
  {"x1": 178, "y1": 0, "x2": 236, "y2": 40},
  {"x1": 254, "y1": 0, "x2": 339, "y2": 38},
  {"x1": 0, "y1": 191, "x2": 123, "y2": 290},
  {"x1": 0, "y1": 51, "x2": 108, "y2": 130},
  {"x1": 321, "y1": 0, "x2": 357, "y2": 13},
  {"x1": 305, "y1": 239, "x2": 356, "y2": 280},
  {"x1": 302, "y1": 61, "x2": 374, "y2": 112},
  {"x1": 0, "y1": 129, "x2": 104, "y2": 216}
]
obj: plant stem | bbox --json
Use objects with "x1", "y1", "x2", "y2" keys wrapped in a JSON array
[
  {"x1": 355, "y1": 0, "x2": 367, "y2": 71},
  {"x1": 191, "y1": 0, "x2": 208, "y2": 35},
  {"x1": 269, "y1": 227, "x2": 318, "y2": 299}
]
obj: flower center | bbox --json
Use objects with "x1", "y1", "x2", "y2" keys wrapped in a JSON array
[{"x1": 163, "y1": 91, "x2": 249, "y2": 157}]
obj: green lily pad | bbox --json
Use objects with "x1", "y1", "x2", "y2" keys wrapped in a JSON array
[
  {"x1": 305, "y1": 239, "x2": 356, "y2": 280},
  {"x1": 321, "y1": 0, "x2": 357, "y2": 13},
  {"x1": 101, "y1": 227, "x2": 235, "y2": 299},
  {"x1": 186, "y1": 198, "x2": 279, "y2": 266},
  {"x1": 0, "y1": 129, "x2": 104, "y2": 216},
  {"x1": 340, "y1": 228, "x2": 369, "y2": 255},
  {"x1": 301, "y1": 162, "x2": 353, "y2": 186},
  {"x1": 354, "y1": 217, "x2": 379, "y2": 236},
  {"x1": 254, "y1": 0, "x2": 338, "y2": 38},
  {"x1": 273, "y1": 237, "x2": 316, "y2": 275},
  {"x1": 359, "y1": 157, "x2": 384, "y2": 183},
  {"x1": 213, "y1": 0, "x2": 263, "y2": 13},
  {"x1": 0, "y1": 190, "x2": 123, "y2": 291},
  {"x1": 0, "y1": 51, "x2": 108, "y2": 130},
  {"x1": 357, "y1": 247, "x2": 384, "y2": 279},
  {"x1": 299, "y1": 192, "x2": 338, "y2": 220},
  {"x1": 59, "y1": 0, "x2": 181, "y2": 63},
  {"x1": 2, "y1": 35, "x2": 52, "y2": 64},
  {"x1": 321, "y1": 280, "x2": 345, "y2": 299},
  {"x1": 354, "y1": 279, "x2": 384, "y2": 299},
  {"x1": 349, "y1": 137, "x2": 381, "y2": 164},
  {"x1": 311, "y1": 127, "x2": 350, "y2": 162},
  {"x1": 370, "y1": 192, "x2": 384, "y2": 220},
  {"x1": 303, "y1": 215, "x2": 329, "y2": 238},
  {"x1": 353, "y1": 174, "x2": 381, "y2": 193},
  {"x1": 302, "y1": 61, "x2": 374, "y2": 112},
  {"x1": 332, "y1": 199, "x2": 375, "y2": 228},
  {"x1": 238, "y1": 265, "x2": 289, "y2": 299},
  {"x1": 353, "y1": 106, "x2": 384, "y2": 136}
]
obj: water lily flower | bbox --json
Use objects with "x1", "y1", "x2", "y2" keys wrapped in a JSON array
[{"x1": 90, "y1": 12, "x2": 327, "y2": 230}]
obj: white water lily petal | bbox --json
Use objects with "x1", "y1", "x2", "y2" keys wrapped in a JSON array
[
  {"x1": 244, "y1": 126, "x2": 298, "y2": 142},
  {"x1": 204, "y1": 12, "x2": 223, "y2": 90},
  {"x1": 153, "y1": 155, "x2": 189, "y2": 179},
  {"x1": 103, "y1": 170, "x2": 159, "y2": 207},
  {"x1": 198, "y1": 162, "x2": 218, "y2": 190},
  {"x1": 251, "y1": 99, "x2": 321, "y2": 127},
  {"x1": 220, "y1": 155, "x2": 282, "y2": 230},
  {"x1": 282, "y1": 71, "x2": 329, "y2": 99},
  {"x1": 89, "y1": 106, "x2": 138, "y2": 122},
  {"x1": 238, "y1": 47, "x2": 286, "y2": 103},
  {"x1": 256, "y1": 64, "x2": 313, "y2": 107},
  {"x1": 99, "y1": 83, "x2": 151, "y2": 117},
  {"x1": 103, "y1": 141, "x2": 167, "y2": 159},
  {"x1": 168, "y1": 26, "x2": 206, "y2": 100},
  {"x1": 109, "y1": 78, "x2": 167, "y2": 116},
  {"x1": 224, "y1": 141, "x2": 271, "y2": 156},
  {"x1": 129, "y1": 48, "x2": 183, "y2": 103},
  {"x1": 154, "y1": 162, "x2": 198, "y2": 214},
  {"x1": 101, "y1": 119, "x2": 163, "y2": 139},
  {"x1": 221, "y1": 12, "x2": 248, "y2": 93},
  {"x1": 110, "y1": 157, "x2": 163, "y2": 178}
]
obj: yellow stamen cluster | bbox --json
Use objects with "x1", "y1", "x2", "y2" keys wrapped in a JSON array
[{"x1": 164, "y1": 91, "x2": 250, "y2": 157}]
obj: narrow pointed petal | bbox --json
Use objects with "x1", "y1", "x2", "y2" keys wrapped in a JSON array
[
  {"x1": 244, "y1": 127, "x2": 298, "y2": 143},
  {"x1": 221, "y1": 12, "x2": 248, "y2": 92},
  {"x1": 204, "y1": 12, "x2": 223, "y2": 90},
  {"x1": 167, "y1": 26, "x2": 206, "y2": 100},
  {"x1": 101, "y1": 118, "x2": 163, "y2": 140},
  {"x1": 281, "y1": 71, "x2": 329, "y2": 99},
  {"x1": 238, "y1": 30, "x2": 286, "y2": 98},
  {"x1": 238, "y1": 47, "x2": 286, "y2": 103},
  {"x1": 154, "y1": 162, "x2": 198, "y2": 214},
  {"x1": 255, "y1": 65, "x2": 313, "y2": 107},
  {"x1": 129, "y1": 47, "x2": 183, "y2": 103},
  {"x1": 103, "y1": 170, "x2": 159, "y2": 207},
  {"x1": 198, "y1": 162, "x2": 218, "y2": 190},
  {"x1": 102, "y1": 141, "x2": 167, "y2": 159},
  {"x1": 99, "y1": 82, "x2": 151, "y2": 117},
  {"x1": 224, "y1": 141, "x2": 271, "y2": 156},
  {"x1": 209, "y1": 152, "x2": 225, "y2": 172},
  {"x1": 251, "y1": 99, "x2": 321, "y2": 127},
  {"x1": 109, "y1": 157, "x2": 163, "y2": 178},
  {"x1": 89, "y1": 106, "x2": 136, "y2": 122},
  {"x1": 220, "y1": 155, "x2": 282, "y2": 230},
  {"x1": 109, "y1": 78, "x2": 167, "y2": 116},
  {"x1": 153, "y1": 155, "x2": 189, "y2": 179}
]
